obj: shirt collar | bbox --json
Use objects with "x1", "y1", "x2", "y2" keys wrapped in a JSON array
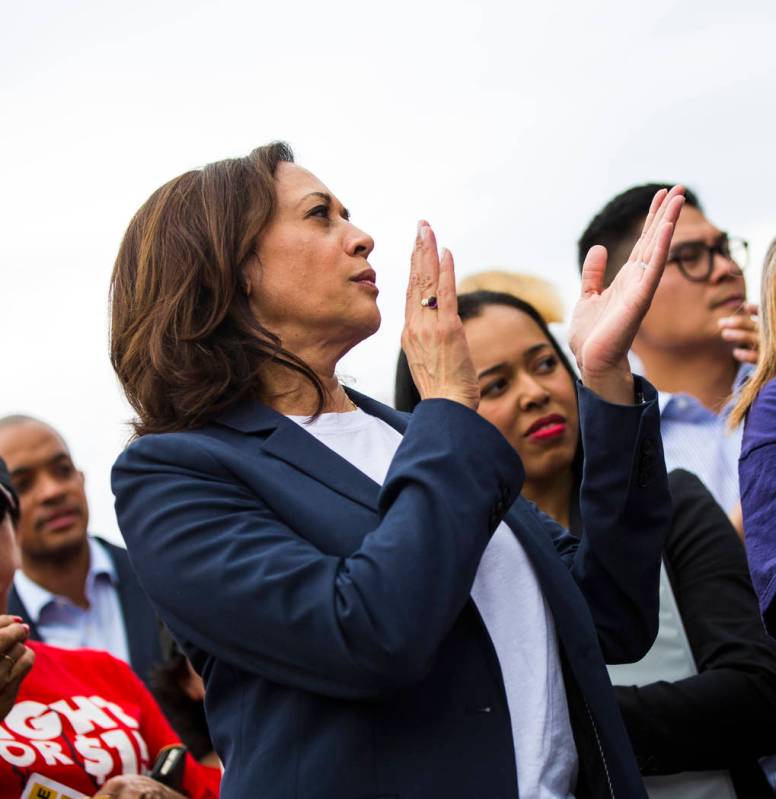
[
  {"x1": 12, "y1": 536, "x2": 118, "y2": 623},
  {"x1": 658, "y1": 361, "x2": 754, "y2": 418}
]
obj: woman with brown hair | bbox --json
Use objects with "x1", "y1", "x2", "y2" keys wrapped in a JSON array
[{"x1": 109, "y1": 142, "x2": 684, "y2": 799}]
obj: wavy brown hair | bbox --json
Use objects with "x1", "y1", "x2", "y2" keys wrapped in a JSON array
[{"x1": 110, "y1": 142, "x2": 325, "y2": 437}]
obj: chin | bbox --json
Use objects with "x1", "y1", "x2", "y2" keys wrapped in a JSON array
[{"x1": 356, "y1": 307, "x2": 382, "y2": 339}]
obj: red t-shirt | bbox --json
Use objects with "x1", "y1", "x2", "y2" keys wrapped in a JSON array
[{"x1": 0, "y1": 642, "x2": 220, "y2": 798}]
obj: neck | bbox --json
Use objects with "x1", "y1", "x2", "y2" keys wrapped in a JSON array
[
  {"x1": 21, "y1": 539, "x2": 91, "y2": 608},
  {"x1": 634, "y1": 341, "x2": 739, "y2": 413},
  {"x1": 260, "y1": 337, "x2": 358, "y2": 416},
  {"x1": 522, "y1": 467, "x2": 574, "y2": 531}
]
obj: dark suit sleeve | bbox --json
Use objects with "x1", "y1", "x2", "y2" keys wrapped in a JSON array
[
  {"x1": 615, "y1": 469, "x2": 776, "y2": 773},
  {"x1": 539, "y1": 377, "x2": 670, "y2": 663},
  {"x1": 112, "y1": 399, "x2": 524, "y2": 700}
]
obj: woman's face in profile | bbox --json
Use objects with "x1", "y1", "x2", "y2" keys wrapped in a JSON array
[
  {"x1": 246, "y1": 162, "x2": 381, "y2": 357},
  {"x1": 463, "y1": 304, "x2": 579, "y2": 483}
]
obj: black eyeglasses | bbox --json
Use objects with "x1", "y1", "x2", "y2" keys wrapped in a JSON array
[{"x1": 666, "y1": 234, "x2": 749, "y2": 283}]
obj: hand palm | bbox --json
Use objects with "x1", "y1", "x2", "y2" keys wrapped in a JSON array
[{"x1": 569, "y1": 187, "x2": 685, "y2": 378}]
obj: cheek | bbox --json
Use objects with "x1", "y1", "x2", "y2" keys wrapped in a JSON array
[{"x1": 478, "y1": 400, "x2": 523, "y2": 449}]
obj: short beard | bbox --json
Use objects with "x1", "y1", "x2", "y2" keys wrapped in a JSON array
[{"x1": 22, "y1": 534, "x2": 88, "y2": 567}]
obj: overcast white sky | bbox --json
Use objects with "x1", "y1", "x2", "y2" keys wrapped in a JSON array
[{"x1": 2, "y1": 0, "x2": 775, "y2": 544}]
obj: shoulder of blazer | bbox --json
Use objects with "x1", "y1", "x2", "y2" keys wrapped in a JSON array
[
  {"x1": 92, "y1": 536, "x2": 162, "y2": 682},
  {"x1": 6, "y1": 584, "x2": 42, "y2": 641}
]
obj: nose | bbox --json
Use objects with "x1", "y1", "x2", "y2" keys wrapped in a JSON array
[
  {"x1": 36, "y1": 473, "x2": 67, "y2": 506},
  {"x1": 518, "y1": 375, "x2": 550, "y2": 411},
  {"x1": 347, "y1": 223, "x2": 375, "y2": 259},
  {"x1": 709, "y1": 249, "x2": 743, "y2": 284}
]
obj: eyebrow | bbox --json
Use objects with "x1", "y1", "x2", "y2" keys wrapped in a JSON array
[
  {"x1": 298, "y1": 191, "x2": 350, "y2": 220},
  {"x1": 10, "y1": 452, "x2": 72, "y2": 479},
  {"x1": 671, "y1": 232, "x2": 727, "y2": 249},
  {"x1": 476, "y1": 343, "x2": 549, "y2": 379}
]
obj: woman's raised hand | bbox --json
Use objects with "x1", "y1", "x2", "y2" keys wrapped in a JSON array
[
  {"x1": 569, "y1": 186, "x2": 686, "y2": 404},
  {"x1": 402, "y1": 222, "x2": 480, "y2": 410}
]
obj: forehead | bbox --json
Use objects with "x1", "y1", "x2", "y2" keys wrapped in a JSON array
[
  {"x1": 0, "y1": 422, "x2": 70, "y2": 470},
  {"x1": 672, "y1": 204, "x2": 721, "y2": 243},
  {"x1": 274, "y1": 162, "x2": 334, "y2": 207},
  {"x1": 464, "y1": 304, "x2": 551, "y2": 366}
]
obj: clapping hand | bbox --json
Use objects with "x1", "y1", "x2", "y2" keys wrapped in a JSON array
[
  {"x1": 0, "y1": 614, "x2": 34, "y2": 720},
  {"x1": 402, "y1": 221, "x2": 480, "y2": 410},
  {"x1": 569, "y1": 186, "x2": 686, "y2": 403},
  {"x1": 88, "y1": 775, "x2": 187, "y2": 799}
]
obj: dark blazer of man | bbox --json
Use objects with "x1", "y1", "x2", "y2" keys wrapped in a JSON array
[
  {"x1": 112, "y1": 382, "x2": 669, "y2": 799},
  {"x1": 8, "y1": 536, "x2": 162, "y2": 688}
]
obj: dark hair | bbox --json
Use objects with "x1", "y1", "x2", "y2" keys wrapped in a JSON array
[
  {"x1": 110, "y1": 141, "x2": 328, "y2": 437},
  {"x1": 577, "y1": 183, "x2": 701, "y2": 285},
  {"x1": 394, "y1": 291, "x2": 576, "y2": 412},
  {"x1": 150, "y1": 625, "x2": 213, "y2": 760},
  {"x1": 0, "y1": 457, "x2": 20, "y2": 527}
]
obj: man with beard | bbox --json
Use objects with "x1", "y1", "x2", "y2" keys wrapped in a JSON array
[{"x1": 0, "y1": 415, "x2": 161, "y2": 686}]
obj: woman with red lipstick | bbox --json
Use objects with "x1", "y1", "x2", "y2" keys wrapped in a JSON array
[{"x1": 396, "y1": 290, "x2": 776, "y2": 797}]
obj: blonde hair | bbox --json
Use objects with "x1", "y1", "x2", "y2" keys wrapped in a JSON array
[
  {"x1": 457, "y1": 270, "x2": 565, "y2": 323},
  {"x1": 729, "y1": 239, "x2": 776, "y2": 428}
]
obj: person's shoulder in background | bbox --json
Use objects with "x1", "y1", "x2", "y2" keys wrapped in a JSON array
[{"x1": 742, "y1": 376, "x2": 776, "y2": 457}]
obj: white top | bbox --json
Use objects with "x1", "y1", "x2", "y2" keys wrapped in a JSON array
[
  {"x1": 287, "y1": 407, "x2": 577, "y2": 798},
  {"x1": 13, "y1": 537, "x2": 130, "y2": 663}
]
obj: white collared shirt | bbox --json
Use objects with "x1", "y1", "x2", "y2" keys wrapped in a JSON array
[{"x1": 13, "y1": 536, "x2": 131, "y2": 663}]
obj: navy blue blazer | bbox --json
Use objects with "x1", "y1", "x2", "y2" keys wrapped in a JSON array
[
  {"x1": 112, "y1": 381, "x2": 669, "y2": 799},
  {"x1": 8, "y1": 537, "x2": 163, "y2": 688}
]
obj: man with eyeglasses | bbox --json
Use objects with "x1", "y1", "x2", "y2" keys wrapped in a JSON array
[{"x1": 578, "y1": 184, "x2": 756, "y2": 523}]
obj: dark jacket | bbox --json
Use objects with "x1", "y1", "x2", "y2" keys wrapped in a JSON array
[
  {"x1": 615, "y1": 470, "x2": 776, "y2": 797},
  {"x1": 112, "y1": 382, "x2": 669, "y2": 799},
  {"x1": 8, "y1": 536, "x2": 163, "y2": 688}
]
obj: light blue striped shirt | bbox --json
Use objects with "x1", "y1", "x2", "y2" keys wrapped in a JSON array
[
  {"x1": 13, "y1": 536, "x2": 130, "y2": 663},
  {"x1": 658, "y1": 363, "x2": 752, "y2": 514}
]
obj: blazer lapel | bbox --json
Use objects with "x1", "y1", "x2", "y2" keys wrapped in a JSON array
[
  {"x1": 101, "y1": 539, "x2": 156, "y2": 675},
  {"x1": 214, "y1": 391, "x2": 410, "y2": 511},
  {"x1": 7, "y1": 584, "x2": 42, "y2": 642}
]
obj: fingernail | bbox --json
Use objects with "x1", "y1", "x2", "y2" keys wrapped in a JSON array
[
  {"x1": 420, "y1": 226, "x2": 429, "y2": 240},
  {"x1": 440, "y1": 247, "x2": 449, "y2": 260},
  {"x1": 11, "y1": 616, "x2": 23, "y2": 623},
  {"x1": 21, "y1": 623, "x2": 30, "y2": 634}
]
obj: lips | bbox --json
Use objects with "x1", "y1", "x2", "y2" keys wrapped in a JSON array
[
  {"x1": 711, "y1": 294, "x2": 745, "y2": 310},
  {"x1": 350, "y1": 268, "x2": 377, "y2": 289},
  {"x1": 524, "y1": 414, "x2": 567, "y2": 441},
  {"x1": 40, "y1": 507, "x2": 81, "y2": 531}
]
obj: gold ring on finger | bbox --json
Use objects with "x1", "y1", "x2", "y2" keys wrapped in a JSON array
[{"x1": 420, "y1": 295, "x2": 438, "y2": 309}]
